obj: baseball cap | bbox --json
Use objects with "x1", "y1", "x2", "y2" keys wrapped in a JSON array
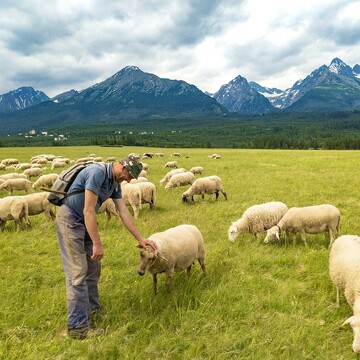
[{"x1": 120, "y1": 156, "x2": 143, "y2": 179}]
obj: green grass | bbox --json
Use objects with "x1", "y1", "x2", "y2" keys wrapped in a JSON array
[{"x1": 1, "y1": 146, "x2": 360, "y2": 359}]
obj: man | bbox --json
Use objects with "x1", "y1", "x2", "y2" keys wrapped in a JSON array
[{"x1": 55, "y1": 156, "x2": 157, "y2": 339}]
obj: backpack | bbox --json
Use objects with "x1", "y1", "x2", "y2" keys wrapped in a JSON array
[{"x1": 43, "y1": 162, "x2": 106, "y2": 206}]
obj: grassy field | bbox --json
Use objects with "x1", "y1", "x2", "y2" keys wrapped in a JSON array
[{"x1": 1, "y1": 146, "x2": 360, "y2": 359}]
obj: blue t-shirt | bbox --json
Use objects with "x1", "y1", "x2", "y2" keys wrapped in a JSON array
[{"x1": 63, "y1": 162, "x2": 121, "y2": 220}]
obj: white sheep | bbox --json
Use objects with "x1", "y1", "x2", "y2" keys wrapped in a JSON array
[
  {"x1": 182, "y1": 176, "x2": 227, "y2": 202},
  {"x1": 159, "y1": 168, "x2": 186, "y2": 185},
  {"x1": 0, "y1": 196, "x2": 30, "y2": 231},
  {"x1": 22, "y1": 167, "x2": 43, "y2": 179},
  {"x1": 0, "y1": 173, "x2": 27, "y2": 181},
  {"x1": 128, "y1": 176, "x2": 148, "y2": 184},
  {"x1": 190, "y1": 166, "x2": 204, "y2": 175},
  {"x1": 263, "y1": 204, "x2": 341, "y2": 247},
  {"x1": 32, "y1": 173, "x2": 59, "y2": 189},
  {"x1": 0, "y1": 178, "x2": 35, "y2": 195},
  {"x1": 164, "y1": 161, "x2": 178, "y2": 168},
  {"x1": 51, "y1": 161, "x2": 67, "y2": 169},
  {"x1": 164, "y1": 172, "x2": 195, "y2": 190},
  {"x1": 329, "y1": 235, "x2": 360, "y2": 353},
  {"x1": 134, "y1": 181, "x2": 156, "y2": 209},
  {"x1": 228, "y1": 201, "x2": 288, "y2": 242},
  {"x1": 20, "y1": 192, "x2": 56, "y2": 222},
  {"x1": 97, "y1": 199, "x2": 120, "y2": 224},
  {"x1": 121, "y1": 183, "x2": 142, "y2": 219},
  {"x1": 1, "y1": 158, "x2": 19, "y2": 166},
  {"x1": 137, "y1": 224, "x2": 206, "y2": 295}
]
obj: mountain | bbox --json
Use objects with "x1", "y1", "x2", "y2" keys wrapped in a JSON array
[
  {"x1": 0, "y1": 86, "x2": 49, "y2": 113},
  {"x1": 0, "y1": 66, "x2": 228, "y2": 135},
  {"x1": 52, "y1": 89, "x2": 78, "y2": 103},
  {"x1": 213, "y1": 75, "x2": 275, "y2": 114}
]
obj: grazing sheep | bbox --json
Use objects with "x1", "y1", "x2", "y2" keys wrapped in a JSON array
[
  {"x1": 263, "y1": 204, "x2": 341, "y2": 247},
  {"x1": 140, "y1": 162, "x2": 149, "y2": 171},
  {"x1": 0, "y1": 178, "x2": 34, "y2": 195},
  {"x1": 1, "y1": 158, "x2": 19, "y2": 166},
  {"x1": 182, "y1": 176, "x2": 227, "y2": 202},
  {"x1": 32, "y1": 173, "x2": 59, "y2": 189},
  {"x1": 97, "y1": 199, "x2": 120, "y2": 224},
  {"x1": 0, "y1": 164, "x2": 6, "y2": 171},
  {"x1": 105, "y1": 156, "x2": 116, "y2": 162},
  {"x1": 164, "y1": 161, "x2": 178, "y2": 168},
  {"x1": 0, "y1": 173, "x2": 27, "y2": 181},
  {"x1": 134, "y1": 182, "x2": 156, "y2": 209},
  {"x1": 0, "y1": 196, "x2": 30, "y2": 231},
  {"x1": 15, "y1": 163, "x2": 32, "y2": 170},
  {"x1": 51, "y1": 161, "x2": 67, "y2": 170},
  {"x1": 20, "y1": 192, "x2": 56, "y2": 222},
  {"x1": 190, "y1": 166, "x2": 204, "y2": 175},
  {"x1": 121, "y1": 183, "x2": 142, "y2": 219},
  {"x1": 128, "y1": 176, "x2": 148, "y2": 184},
  {"x1": 159, "y1": 168, "x2": 186, "y2": 185},
  {"x1": 171, "y1": 152, "x2": 181, "y2": 157},
  {"x1": 164, "y1": 172, "x2": 195, "y2": 190},
  {"x1": 137, "y1": 224, "x2": 206, "y2": 295},
  {"x1": 228, "y1": 201, "x2": 288, "y2": 242},
  {"x1": 329, "y1": 235, "x2": 360, "y2": 353},
  {"x1": 22, "y1": 167, "x2": 43, "y2": 179},
  {"x1": 155, "y1": 153, "x2": 164, "y2": 157}
]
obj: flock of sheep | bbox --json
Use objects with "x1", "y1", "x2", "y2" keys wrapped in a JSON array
[{"x1": 1, "y1": 151, "x2": 359, "y2": 352}]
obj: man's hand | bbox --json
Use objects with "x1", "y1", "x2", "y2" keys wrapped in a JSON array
[
  {"x1": 91, "y1": 243, "x2": 104, "y2": 261},
  {"x1": 138, "y1": 238, "x2": 157, "y2": 250}
]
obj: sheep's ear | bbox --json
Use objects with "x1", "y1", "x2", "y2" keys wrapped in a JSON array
[
  {"x1": 135, "y1": 245, "x2": 143, "y2": 249},
  {"x1": 340, "y1": 316, "x2": 354, "y2": 327},
  {"x1": 156, "y1": 250, "x2": 168, "y2": 262}
]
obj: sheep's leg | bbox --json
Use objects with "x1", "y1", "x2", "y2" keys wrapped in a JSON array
[
  {"x1": 215, "y1": 191, "x2": 219, "y2": 200},
  {"x1": 186, "y1": 265, "x2": 192, "y2": 277},
  {"x1": 198, "y1": 258, "x2": 207, "y2": 275},
  {"x1": 222, "y1": 191, "x2": 228, "y2": 200},
  {"x1": 336, "y1": 286, "x2": 341, "y2": 306},
  {"x1": 300, "y1": 231, "x2": 308, "y2": 247},
  {"x1": 0, "y1": 220, "x2": 5, "y2": 231},
  {"x1": 328, "y1": 228, "x2": 334, "y2": 248},
  {"x1": 165, "y1": 269, "x2": 174, "y2": 293},
  {"x1": 152, "y1": 274, "x2": 158, "y2": 295}
]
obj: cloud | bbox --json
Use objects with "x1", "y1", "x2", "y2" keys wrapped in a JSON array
[{"x1": 0, "y1": 0, "x2": 359, "y2": 97}]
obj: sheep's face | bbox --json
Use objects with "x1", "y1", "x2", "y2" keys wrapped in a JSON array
[
  {"x1": 341, "y1": 316, "x2": 360, "y2": 353},
  {"x1": 228, "y1": 225, "x2": 239, "y2": 242},
  {"x1": 137, "y1": 246, "x2": 158, "y2": 276},
  {"x1": 263, "y1": 226, "x2": 280, "y2": 244}
]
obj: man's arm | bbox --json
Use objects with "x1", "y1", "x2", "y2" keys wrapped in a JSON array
[
  {"x1": 113, "y1": 198, "x2": 157, "y2": 249},
  {"x1": 84, "y1": 189, "x2": 104, "y2": 261}
]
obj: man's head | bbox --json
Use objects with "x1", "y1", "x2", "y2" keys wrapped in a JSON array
[{"x1": 119, "y1": 156, "x2": 143, "y2": 180}]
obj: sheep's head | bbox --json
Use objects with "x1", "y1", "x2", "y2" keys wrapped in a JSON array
[
  {"x1": 263, "y1": 226, "x2": 280, "y2": 244},
  {"x1": 228, "y1": 224, "x2": 239, "y2": 242},
  {"x1": 341, "y1": 315, "x2": 360, "y2": 353},
  {"x1": 137, "y1": 245, "x2": 166, "y2": 275}
]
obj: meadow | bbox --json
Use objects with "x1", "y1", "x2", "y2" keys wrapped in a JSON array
[{"x1": 1, "y1": 146, "x2": 360, "y2": 359}]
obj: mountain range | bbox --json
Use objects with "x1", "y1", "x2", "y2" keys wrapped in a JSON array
[{"x1": 0, "y1": 58, "x2": 359, "y2": 135}]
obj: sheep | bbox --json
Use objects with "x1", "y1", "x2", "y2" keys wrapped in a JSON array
[
  {"x1": 15, "y1": 163, "x2": 32, "y2": 171},
  {"x1": 228, "y1": 201, "x2": 289, "y2": 242},
  {"x1": 159, "y1": 168, "x2": 186, "y2": 185},
  {"x1": 164, "y1": 161, "x2": 178, "y2": 168},
  {"x1": 0, "y1": 178, "x2": 35, "y2": 195},
  {"x1": 105, "y1": 156, "x2": 116, "y2": 162},
  {"x1": 134, "y1": 182, "x2": 156, "y2": 209},
  {"x1": 20, "y1": 192, "x2": 56, "y2": 222},
  {"x1": 329, "y1": 235, "x2": 360, "y2": 353},
  {"x1": 128, "y1": 176, "x2": 148, "y2": 184},
  {"x1": 0, "y1": 164, "x2": 6, "y2": 171},
  {"x1": 1, "y1": 158, "x2": 19, "y2": 166},
  {"x1": 171, "y1": 152, "x2": 181, "y2": 157},
  {"x1": 32, "y1": 173, "x2": 59, "y2": 189},
  {"x1": 164, "y1": 172, "x2": 195, "y2": 190},
  {"x1": 190, "y1": 166, "x2": 204, "y2": 175},
  {"x1": 182, "y1": 176, "x2": 227, "y2": 202},
  {"x1": 137, "y1": 224, "x2": 206, "y2": 295},
  {"x1": 155, "y1": 152, "x2": 164, "y2": 157},
  {"x1": 22, "y1": 167, "x2": 43, "y2": 179},
  {"x1": 0, "y1": 173, "x2": 27, "y2": 181},
  {"x1": 97, "y1": 199, "x2": 120, "y2": 224},
  {"x1": 0, "y1": 196, "x2": 30, "y2": 231},
  {"x1": 121, "y1": 183, "x2": 142, "y2": 219},
  {"x1": 51, "y1": 161, "x2": 67, "y2": 170},
  {"x1": 263, "y1": 204, "x2": 341, "y2": 247}
]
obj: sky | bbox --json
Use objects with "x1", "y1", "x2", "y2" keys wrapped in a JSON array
[{"x1": 1, "y1": 0, "x2": 360, "y2": 98}]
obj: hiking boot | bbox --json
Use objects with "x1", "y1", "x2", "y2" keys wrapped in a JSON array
[{"x1": 68, "y1": 326, "x2": 106, "y2": 340}]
